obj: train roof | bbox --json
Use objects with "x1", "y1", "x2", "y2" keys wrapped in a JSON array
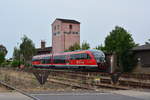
[{"x1": 32, "y1": 49, "x2": 104, "y2": 59}]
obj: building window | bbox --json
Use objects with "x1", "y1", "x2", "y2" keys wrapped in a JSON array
[
  {"x1": 69, "y1": 25, "x2": 72, "y2": 29},
  {"x1": 57, "y1": 25, "x2": 59, "y2": 30},
  {"x1": 54, "y1": 26, "x2": 56, "y2": 31},
  {"x1": 53, "y1": 33, "x2": 56, "y2": 36}
]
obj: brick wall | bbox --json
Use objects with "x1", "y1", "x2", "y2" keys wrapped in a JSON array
[{"x1": 52, "y1": 19, "x2": 80, "y2": 53}]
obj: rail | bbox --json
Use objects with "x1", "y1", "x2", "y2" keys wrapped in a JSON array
[{"x1": 0, "y1": 80, "x2": 40, "y2": 100}]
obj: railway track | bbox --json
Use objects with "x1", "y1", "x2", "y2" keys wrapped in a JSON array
[
  {"x1": 47, "y1": 75, "x2": 128, "y2": 90},
  {"x1": 1, "y1": 68, "x2": 150, "y2": 90},
  {"x1": 17, "y1": 69, "x2": 128, "y2": 90},
  {"x1": 46, "y1": 70, "x2": 128, "y2": 90},
  {"x1": 19, "y1": 68, "x2": 150, "y2": 90},
  {"x1": 41, "y1": 69, "x2": 150, "y2": 89}
]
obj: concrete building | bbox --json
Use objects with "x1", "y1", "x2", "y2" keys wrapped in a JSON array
[
  {"x1": 132, "y1": 44, "x2": 150, "y2": 73},
  {"x1": 52, "y1": 18, "x2": 80, "y2": 53}
]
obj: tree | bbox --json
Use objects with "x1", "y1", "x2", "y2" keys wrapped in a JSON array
[
  {"x1": 0, "y1": 45, "x2": 7, "y2": 56},
  {"x1": 19, "y1": 35, "x2": 36, "y2": 64},
  {"x1": 0, "y1": 52, "x2": 5, "y2": 65},
  {"x1": 81, "y1": 42, "x2": 90, "y2": 50},
  {"x1": 13, "y1": 47, "x2": 20, "y2": 60},
  {"x1": 67, "y1": 43, "x2": 80, "y2": 51},
  {"x1": 0, "y1": 45, "x2": 7, "y2": 65},
  {"x1": 104, "y1": 26, "x2": 136, "y2": 72},
  {"x1": 145, "y1": 39, "x2": 150, "y2": 44},
  {"x1": 95, "y1": 44, "x2": 106, "y2": 51}
]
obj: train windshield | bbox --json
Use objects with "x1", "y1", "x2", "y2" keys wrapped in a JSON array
[{"x1": 90, "y1": 50, "x2": 105, "y2": 63}]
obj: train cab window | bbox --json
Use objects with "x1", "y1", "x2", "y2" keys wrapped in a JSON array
[{"x1": 91, "y1": 50, "x2": 105, "y2": 63}]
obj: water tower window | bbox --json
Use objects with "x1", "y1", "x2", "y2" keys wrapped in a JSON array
[
  {"x1": 54, "y1": 26, "x2": 56, "y2": 31},
  {"x1": 69, "y1": 25, "x2": 72, "y2": 29},
  {"x1": 57, "y1": 25, "x2": 59, "y2": 30}
]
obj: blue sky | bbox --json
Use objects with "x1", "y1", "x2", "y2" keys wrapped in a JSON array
[{"x1": 0, "y1": 0, "x2": 150, "y2": 58}]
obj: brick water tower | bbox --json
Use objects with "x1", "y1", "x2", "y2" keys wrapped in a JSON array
[{"x1": 52, "y1": 18, "x2": 80, "y2": 53}]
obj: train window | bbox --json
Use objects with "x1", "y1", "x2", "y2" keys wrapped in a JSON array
[
  {"x1": 81, "y1": 53, "x2": 85, "y2": 59},
  {"x1": 53, "y1": 55, "x2": 67, "y2": 64},
  {"x1": 70, "y1": 53, "x2": 91, "y2": 60},
  {"x1": 45, "y1": 59, "x2": 51, "y2": 64},
  {"x1": 70, "y1": 54, "x2": 80, "y2": 60},
  {"x1": 32, "y1": 59, "x2": 38, "y2": 61},
  {"x1": 70, "y1": 54, "x2": 74, "y2": 60},
  {"x1": 80, "y1": 53, "x2": 91, "y2": 59},
  {"x1": 74, "y1": 54, "x2": 80, "y2": 60},
  {"x1": 86, "y1": 53, "x2": 91, "y2": 59},
  {"x1": 41, "y1": 56, "x2": 51, "y2": 64},
  {"x1": 41, "y1": 59, "x2": 45, "y2": 64}
]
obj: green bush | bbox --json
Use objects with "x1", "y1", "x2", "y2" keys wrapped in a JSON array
[
  {"x1": 0, "y1": 61, "x2": 11, "y2": 67},
  {"x1": 11, "y1": 60, "x2": 20, "y2": 67},
  {"x1": 0, "y1": 52, "x2": 5, "y2": 65},
  {"x1": 25, "y1": 63, "x2": 32, "y2": 67}
]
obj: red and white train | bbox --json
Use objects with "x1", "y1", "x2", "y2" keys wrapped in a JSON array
[{"x1": 32, "y1": 49, "x2": 107, "y2": 71}]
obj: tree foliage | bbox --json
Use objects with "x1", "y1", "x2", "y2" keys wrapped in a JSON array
[
  {"x1": 145, "y1": 39, "x2": 150, "y2": 44},
  {"x1": 19, "y1": 35, "x2": 36, "y2": 64},
  {"x1": 104, "y1": 26, "x2": 137, "y2": 72},
  {"x1": 0, "y1": 45, "x2": 7, "y2": 65},
  {"x1": 81, "y1": 41, "x2": 90, "y2": 50},
  {"x1": 95, "y1": 44, "x2": 106, "y2": 51},
  {"x1": 67, "y1": 43, "x2": 80, "y2": 51},
  {"x1": 0, "y1": 45, "x2": 7, "y2": 56},
  {"x1": 0, "y1": 52, "x2": 5, "y2": 65},
  {"x1": 13, "y1": 47, "x2": 20, "y2": 60},
  {"x1": 11, "y1": 60, "x2": 20, "y2": 68},
  {"x1": 67, "y1": 41, "x2": 91, "y2": 52},
  {"x1": 12, "y1": 35, "x2": 36, "y2": 65}
]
